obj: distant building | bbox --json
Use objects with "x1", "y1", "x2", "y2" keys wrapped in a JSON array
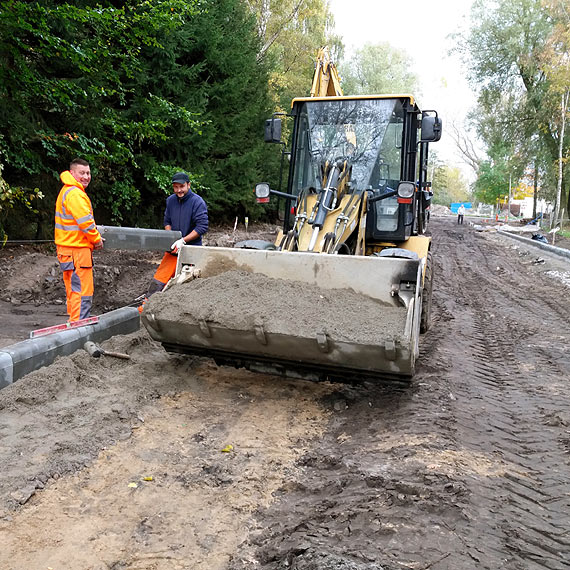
[{"x1": 511, "y1": 197, "x2": 553, "y2": 218}]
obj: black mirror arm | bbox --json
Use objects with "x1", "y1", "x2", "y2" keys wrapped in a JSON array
[
  {"x1": 367, "y1": 189, "x2": 398, "y2": 204},
  {"x1": 270, "y1": 188, "x2": 297, "y2": 200}
]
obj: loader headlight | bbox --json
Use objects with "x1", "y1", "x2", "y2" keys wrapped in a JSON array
[
  {"x1": 255, "y1": 182, "x2": 271, "y2": 204},
  {"x1": 397, "y1": 182, "x2": 415, "y2": 199},
  {"x1": 255, "y1": 183, "x2": 270, "y2": 199}
]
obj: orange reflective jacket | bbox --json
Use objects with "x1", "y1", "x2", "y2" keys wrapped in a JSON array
[{"x1": 54, "y1": 171, "x2": 102, "y2": 248}]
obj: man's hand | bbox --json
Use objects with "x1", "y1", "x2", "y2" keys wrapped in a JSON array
[
  {"x1": 171, "y1": 238, "x2": 186, "y2": 253},
  {"x1": 94, "y1": 239, "x2": 104, "y2": 250}
]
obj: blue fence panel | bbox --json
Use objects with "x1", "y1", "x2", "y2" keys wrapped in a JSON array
[{"x1": 450, "y1": 202, "x2": 472, "y2": 214}]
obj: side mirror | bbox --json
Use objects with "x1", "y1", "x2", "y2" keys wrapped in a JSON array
[
  {"x1": 255, "y1": 182, "x2": 271, "y2": 203},
  {"x1": 420, "y1": 113, "x2": 442, "y2": 142},
  {"x1": 264, "y1": 118, "x2": 282, "y2": 143}
]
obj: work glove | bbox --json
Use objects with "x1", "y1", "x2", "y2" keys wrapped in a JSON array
[{"x1": 171, "y1": 237, "x2": 186, "y2": 253}]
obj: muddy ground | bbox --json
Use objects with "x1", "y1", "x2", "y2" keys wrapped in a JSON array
[
  {"x1": 0, "y1": 217, "x2": 569, "y2": 569},
  {"x1": 0, "y1": 224, "x2": 280, "y2": 348}
]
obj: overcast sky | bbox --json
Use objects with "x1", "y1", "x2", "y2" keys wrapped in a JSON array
[{"x1": 328, "y1": 0, "x2": 478, "y2": 177}]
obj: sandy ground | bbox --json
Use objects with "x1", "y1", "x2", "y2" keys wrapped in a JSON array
[
  {"x1": 0, "y1": 225, "x2": 280, "y2": 348},
  {"x1": 0, "y1": 217, "x2": 569, "y2": 569}
]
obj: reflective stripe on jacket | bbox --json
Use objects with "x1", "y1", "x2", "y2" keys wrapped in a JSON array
[{"x1": 54, "y1": 171, "x2": 102, "y2": 248}]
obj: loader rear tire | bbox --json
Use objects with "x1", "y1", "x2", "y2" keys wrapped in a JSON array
[{"x1": 420, "y1": 251, "x2": 433, "y2": 333}]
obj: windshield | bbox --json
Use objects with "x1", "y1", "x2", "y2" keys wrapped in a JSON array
[{"x1": 291, "y1": 98, "x2": 404, "y2": 196}]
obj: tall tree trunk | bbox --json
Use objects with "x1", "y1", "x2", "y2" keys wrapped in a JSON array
[
  {"x1": 533, "y1": 161, "x2": 538, "y2": 219},
  {"x1": 256, "y1": 0, "x2": 304, "y2": 62},
  {"x1": 258, "y1": 0, "x2": 270, "y2": 42},
  {"x1": 566, "y1": 179, "x2": 570, "y2": 225},
  {"x1": 554, "y1": 90, "x2": 568, "y2": 227}
]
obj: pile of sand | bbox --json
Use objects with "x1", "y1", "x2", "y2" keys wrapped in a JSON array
[{"x1": 145, "y1": 270, "x2": 406, "y2": 345}]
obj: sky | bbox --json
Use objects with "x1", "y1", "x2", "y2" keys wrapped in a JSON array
[{"x1": 328, "y1": 0, "x2": 478, "y2": 179}]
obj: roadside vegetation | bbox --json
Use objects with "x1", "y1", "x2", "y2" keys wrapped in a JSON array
[
  {"x1": 0, "y1": 0, "x2": 568, "y2": 240},
  {"x1": 454, "y1": 0, "x2": 569, "y2": 226}
]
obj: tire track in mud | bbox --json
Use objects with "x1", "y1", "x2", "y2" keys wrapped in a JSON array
[
  {"x1": 230, "y1": 218, "x2": 570, "y2": 570},
  {"x1": 432, "y1": 220, "x2": 570, "y2": 569},
  {"x1": 443, "y1": 312, "x2": 569, "y2": 569}
]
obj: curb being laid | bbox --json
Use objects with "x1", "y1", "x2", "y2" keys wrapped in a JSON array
[
  {"x1": 497, "y1": 229, "x2": 570, "y2": 262},
  {"x1": 0, "y1": 307, "x2": 140, "y2": 389}
]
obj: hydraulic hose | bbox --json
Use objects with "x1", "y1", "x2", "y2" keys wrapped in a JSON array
[{"x1": 308, "y1": 162, "x2": 342, "y2": 251}]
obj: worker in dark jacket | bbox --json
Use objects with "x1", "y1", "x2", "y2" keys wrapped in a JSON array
[{"x1": 148, "y1": 172, "x2": 208, "y2": 295}]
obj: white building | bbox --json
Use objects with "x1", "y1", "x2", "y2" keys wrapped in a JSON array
[{"x1": 512, "y1": 197, "x2": 553, "y2": 218}]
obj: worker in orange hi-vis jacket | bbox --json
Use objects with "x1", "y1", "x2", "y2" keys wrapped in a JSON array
[{"x1": 54, "y1": 158, "x2": 103, "y2": 322}]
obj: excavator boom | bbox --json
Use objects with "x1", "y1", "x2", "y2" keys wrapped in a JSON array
[{"x1": 310, "y1": 47, "x2": 343, "y2": 97}]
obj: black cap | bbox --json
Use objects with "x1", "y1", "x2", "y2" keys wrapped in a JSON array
[{"x1": 172, "y1": 172, "x2": 190, "y2": 184}]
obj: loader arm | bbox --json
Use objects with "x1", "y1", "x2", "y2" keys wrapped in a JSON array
[{"x1": 310, "y1": 47, "x2": 343, "y2": 97}]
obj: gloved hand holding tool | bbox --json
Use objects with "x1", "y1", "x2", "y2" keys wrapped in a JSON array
[{"x1": 171, "y1": 237, "x2": 186, "y2": 253}]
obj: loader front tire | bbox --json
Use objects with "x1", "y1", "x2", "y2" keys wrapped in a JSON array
[{"x1": 420, "y1": 251, "x2": 433, "y2": 333}]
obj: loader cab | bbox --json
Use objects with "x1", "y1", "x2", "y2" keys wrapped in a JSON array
[
  {"x1": 363, "y1": 98, "x2": 416, "y2": 243},
  {"x1": 285, "y1": 95, "x2": 436, "y2": 243},
  {"x1": 288, "y1": 96, "x2": 410, "y2": 198}
]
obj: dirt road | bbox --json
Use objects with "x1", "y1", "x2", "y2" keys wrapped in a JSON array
[{"x1": 0, "y1": 217, "x2": 569, "y2": 569}]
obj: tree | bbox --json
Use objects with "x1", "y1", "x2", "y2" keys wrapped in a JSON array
[
  {"x1": 473, "y1": 159, "x2": 511, "y2": 205},
  {"x1": 456, "y1": 0, "x2": 570, "y2": 220},
  {"x1": 0, "y1": 0, "x2": 277, "y2": 237},
  {"x1": 0, "y1": 0, "x2": 206, "y2": 235},
  {"x1": 339, "y1": 43, "x2": 420, "y2": 96},
  {"x1": 175, "y1": 0, "x2": 276, "y2": 222},
  {"x1": 448, "y1": 119, "x2": 482, "y2": 176},
  {"x1": 541, "y1": 0, "x2": 570, "y2": 227},
  {"x1": 245, "y1": 0, "x2": 339, "y2": 108},
  {"x1": 243, "y1": 0, "x2": 340, "y2": 214},
  {"x1": 0, "y1": 160, "x2": 43, "y2": 242},
  {"x1": 431, "y1": 154, "x2": 471, "y2": 206}
]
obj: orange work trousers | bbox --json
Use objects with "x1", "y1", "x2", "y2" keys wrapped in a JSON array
[
  {"x1": 57, "y1": 245, "x2": 94, "y2": 322},
  {"x1": 148, "y1": 252, "x2": 178, "y2": 295}
]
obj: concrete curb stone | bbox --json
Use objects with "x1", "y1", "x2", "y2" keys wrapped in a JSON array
[
  {"x1": 498, "y1": 230, "x2": 570, "y2": 261},
  {"x1": 0, "y1": 307, "x2": 140, "y2": 389}
]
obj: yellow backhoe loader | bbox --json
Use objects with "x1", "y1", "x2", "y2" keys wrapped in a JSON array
[{"x1": 141, "y1": 48, "x2": 442, "y2": 382}]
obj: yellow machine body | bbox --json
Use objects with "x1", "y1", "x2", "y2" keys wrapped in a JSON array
[{"x1": 142, "y1": 49, "x2": 440, "y2": 382}]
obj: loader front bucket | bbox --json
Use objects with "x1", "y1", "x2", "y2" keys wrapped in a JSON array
[{"x1": 141, "y1": 247, "x2": 424, "y2": 381}]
